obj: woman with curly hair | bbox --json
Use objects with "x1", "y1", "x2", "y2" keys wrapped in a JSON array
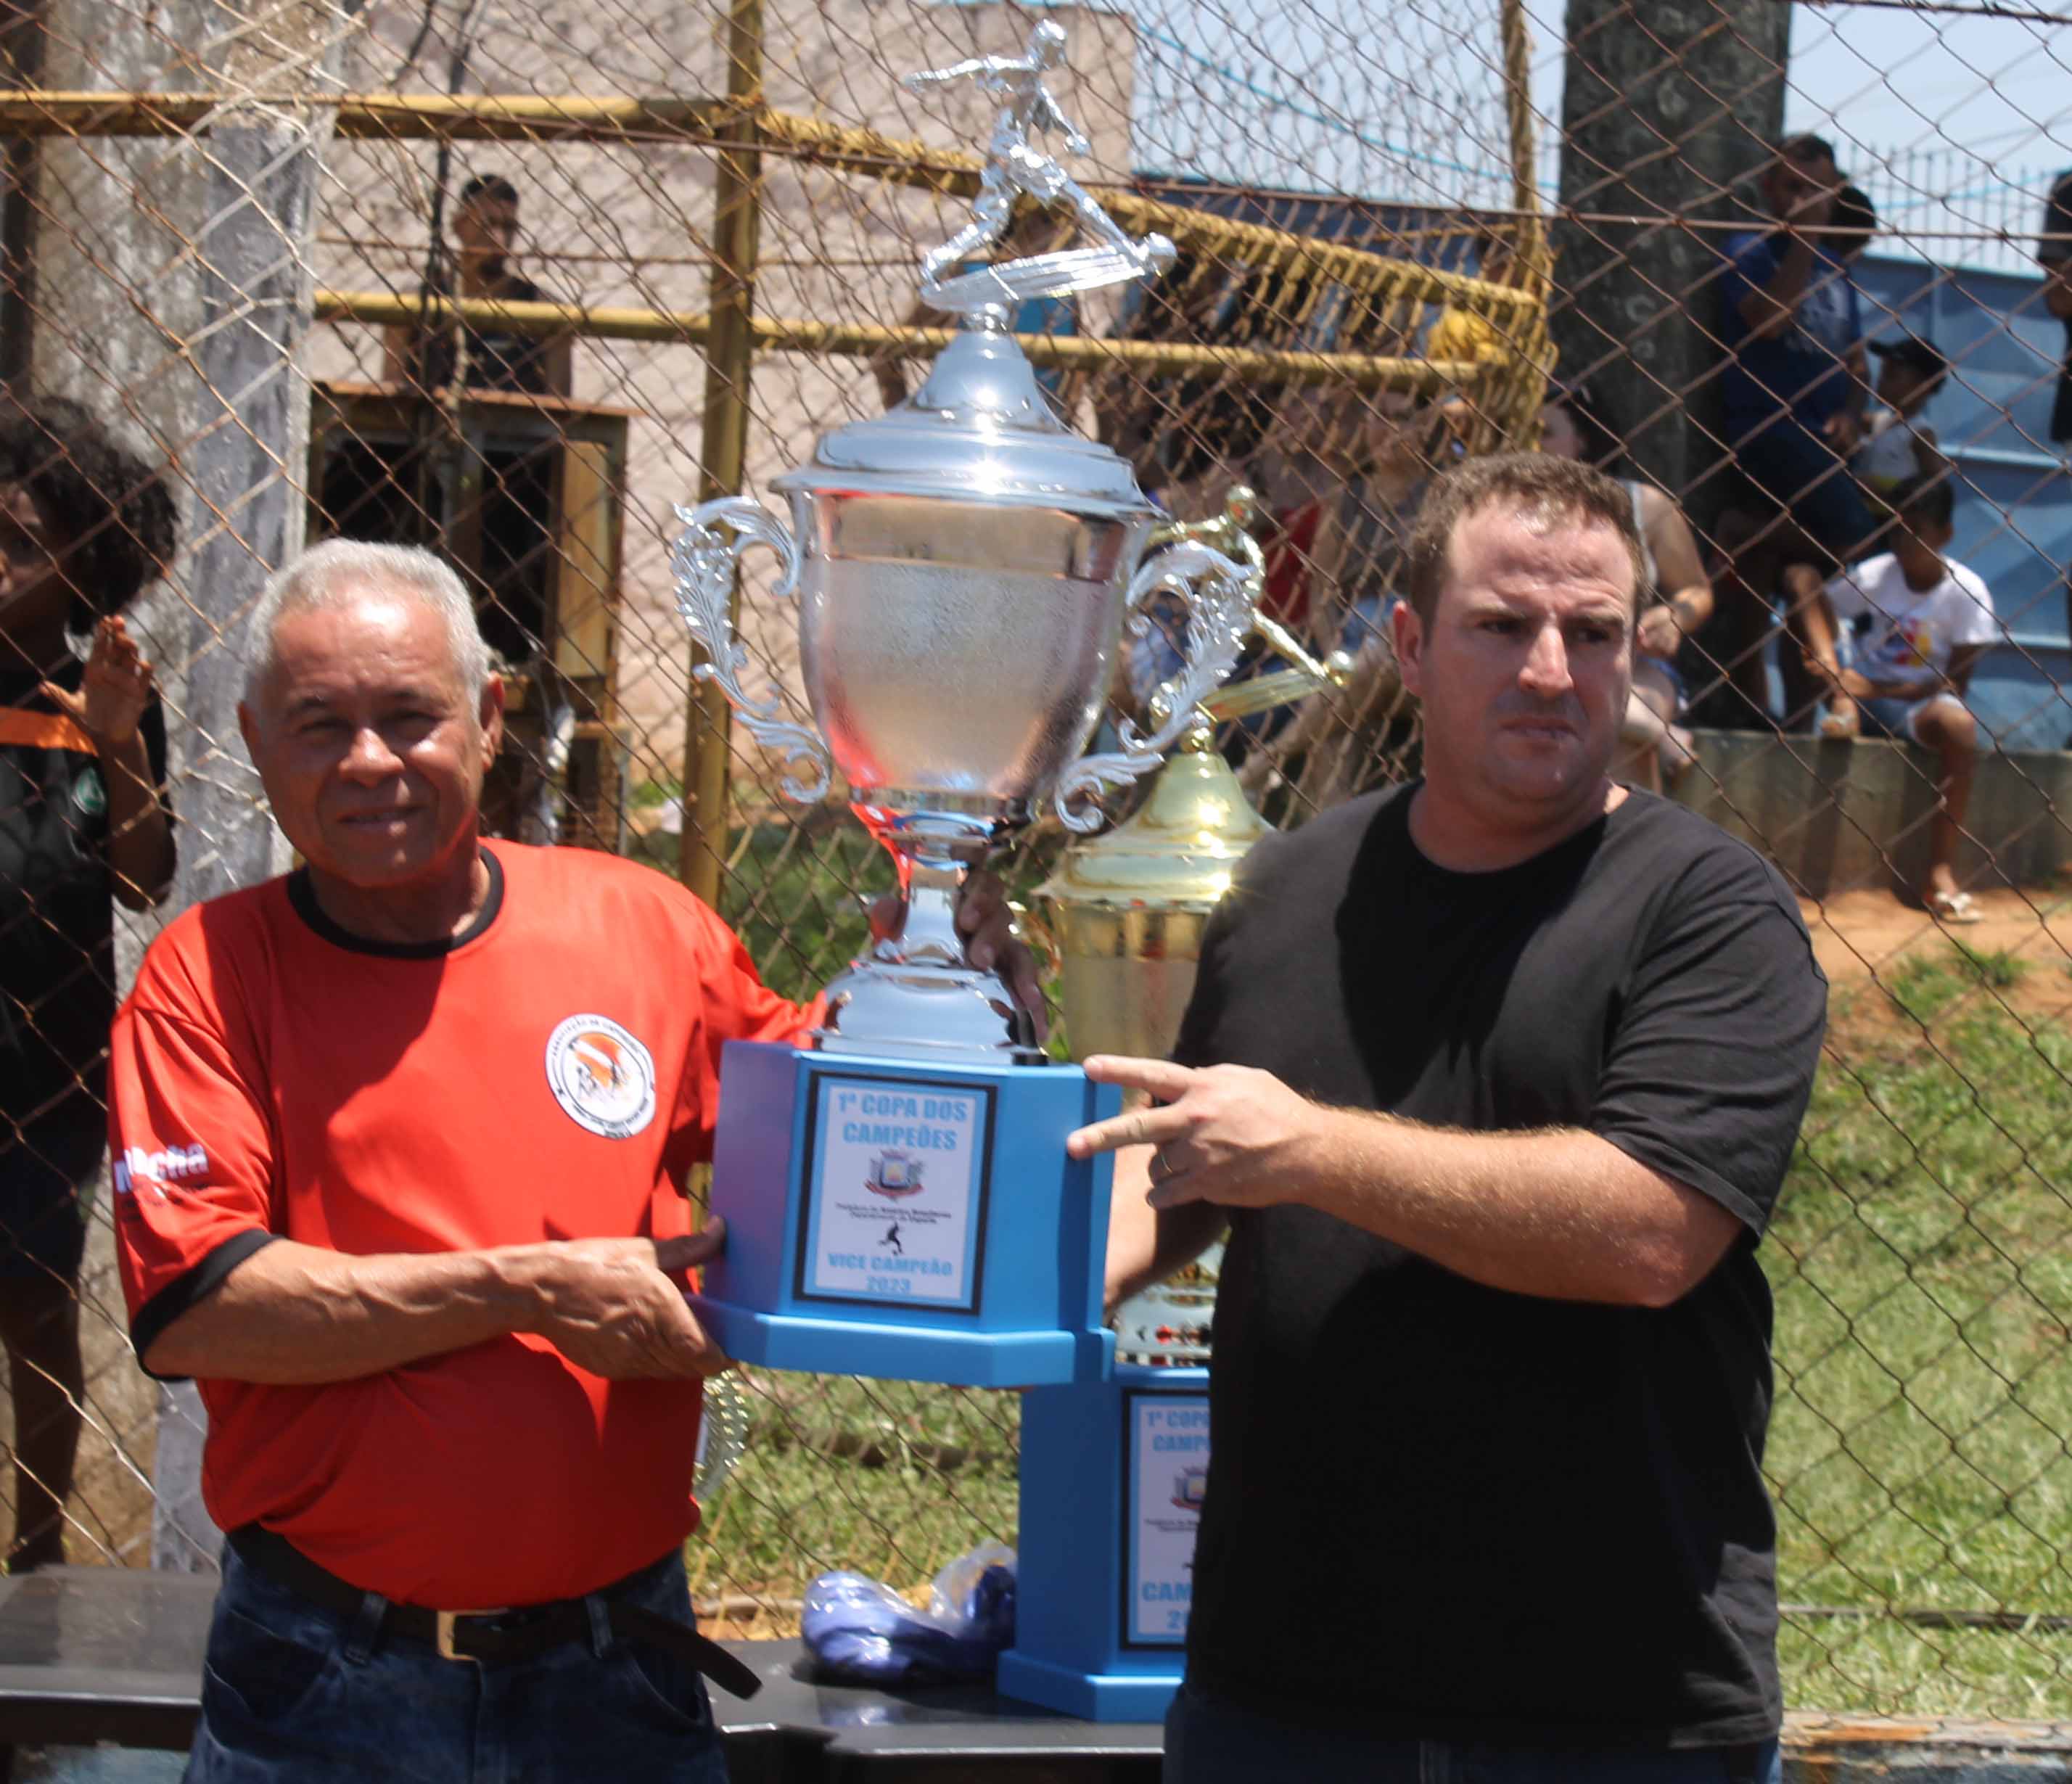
[{"x1": 1, "y1": 395, "x2": 178, "y2": 1570}]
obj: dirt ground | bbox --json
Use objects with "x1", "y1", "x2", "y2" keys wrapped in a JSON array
[{"x1": 1801, "y1": 886, "x2": 2072, "y2": 1032}]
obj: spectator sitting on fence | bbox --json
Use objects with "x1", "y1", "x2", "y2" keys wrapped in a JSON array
[
  {"x1": 1751, "y1": 178, "x2": 1883, "y2": 731},
  {"x1": 1, "y1": 395, "x2": 177, "y2": 1571},
  {"x1": 382, "y1": 173, "x2": 573, "y2": 400},
  {"x1": 1540, "y1": 382, "x2": 1713, "y2": 793},
  {"x1": 1710, "y1": 134, "x2": 1875, "y2": 726},
  {"x1": 1804, "y1": 477, "x2": 1996, "y2": 922},
  {"x1": 104, "y1": 538, "x2": 1035, "y2": 1777}
]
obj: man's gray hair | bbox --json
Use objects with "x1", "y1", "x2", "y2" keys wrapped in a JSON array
[{"x1": 244, "y1": 539, "x2": 491, "y2": 704}]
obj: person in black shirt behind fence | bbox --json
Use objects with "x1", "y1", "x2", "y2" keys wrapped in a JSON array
[
  {"x1": 1081, "y1": 453, "x2": 1828, "y2": 1784},
  {"x1": 1, "y1": 396, "x2": 177, "y2": 1570},
  {"x1": 379, "y1": 173, "x2": 575, "y2": 678},
  {"x1": 383, "y1": 173, "x2": 572, "y2": 400}
]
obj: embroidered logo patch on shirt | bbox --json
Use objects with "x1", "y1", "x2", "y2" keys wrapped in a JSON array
[
  {"x1": 70, "y1": 765, "x2": 106, "y2": 818},
  {"x1": 544, "y1": 1013, "x2": 658, "y2": 1140}
]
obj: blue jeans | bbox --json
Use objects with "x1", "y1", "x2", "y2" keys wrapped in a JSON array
[
  {"x1": 1854, "y1": 691, "x2": 1961, "y2": 744},
  {"x1": 1730, "y1": 416, "x2": 1878, "y2": 568},
  {"x1": 1164, "y1": 1685, "x2": 1783, "y2": 1784},
  {"x1": 186, "y1": 1542, "x2": 728, "y2": 1783}
]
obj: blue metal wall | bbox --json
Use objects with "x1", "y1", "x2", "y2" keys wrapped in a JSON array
[{"x1": 1853, "y1": 255, "x2": 2071, "y2": 751}]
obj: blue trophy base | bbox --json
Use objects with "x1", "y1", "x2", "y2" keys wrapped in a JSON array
[
  {"x1": 996, "y1": 1362, "x2": 1209, "y2": 1723},
  {"x1": 695, "y1": 1040, "x2": 1120, "y2": 1387},
  {"x1": 688, "y1": 1302, "x2": 1111, "y2": 1389},
  {"x1": 993, "y1": 1651, "x2": 1181, "y2": 1722}
]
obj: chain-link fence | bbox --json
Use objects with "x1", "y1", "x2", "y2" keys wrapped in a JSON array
[{"x1": 1, "y1": 0, "x2": 2069, "y2": 1727}]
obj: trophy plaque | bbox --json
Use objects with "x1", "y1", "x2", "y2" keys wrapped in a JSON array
[
  {"x1": 675, "y1": 25, "x2": 1254, "y2": 1387},
  {"x1": 999, "y1": 1361, "x2": 1211, "y2": 1719}
]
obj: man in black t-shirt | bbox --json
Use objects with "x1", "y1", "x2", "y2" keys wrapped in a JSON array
[
  {"x1": 1078, "y1": 453, "x2": 1826, "y2": 1781},
  {"x1": 1, "y1": 396, "x2": 178, "y2": 1570}
]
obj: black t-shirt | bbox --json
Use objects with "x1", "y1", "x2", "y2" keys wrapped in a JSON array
[
  {"x1": 1172, "y1": 784, "x2": 1827, "y2": 1747},
  {"x1": 1, "y1": 662, "x2": 170, "y2": 1130},
  {"x1": 414, "y1": 274, "x2": 555, "y2": 395}
]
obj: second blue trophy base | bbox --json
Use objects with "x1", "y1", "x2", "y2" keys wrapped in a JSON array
[
  {"x1": 688, "y1": 1299, "x2": 1114, "y2": 1388},
  {"x1": 994, "y1": 1652, "x2": 1182, "y2": 1723}
]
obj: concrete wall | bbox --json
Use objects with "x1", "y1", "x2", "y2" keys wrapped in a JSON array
[{"x1": 1674, "y1": 730, "x2": 2072, "y2": 900}]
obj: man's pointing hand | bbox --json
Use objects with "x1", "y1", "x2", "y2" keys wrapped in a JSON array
[{"x1": 1066, "y1": 1056, "x2": 1323, "y2": 1212}]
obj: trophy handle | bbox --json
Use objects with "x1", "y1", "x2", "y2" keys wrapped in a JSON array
[
  {"x1": 1053, "y1": 540, "x2": 1255, "y2": 835},
  {"x1": 670, "y1": 497, "x2": 833, "y2": 803}
]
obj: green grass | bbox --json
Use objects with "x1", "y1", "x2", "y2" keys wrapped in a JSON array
[
  {"x1": 1772, "y1": 979, "x2": 2072, "y2": 1715},
  {"x1": 688, "y1": 1376, "x2": 1021, "y2": 1610},
  {"x1": 681, "y1": 823, "x2": 2072, "y2": 1717},
  {"x1": 1880, "y1": 945, "x2": 2031, "y2": 1022}
]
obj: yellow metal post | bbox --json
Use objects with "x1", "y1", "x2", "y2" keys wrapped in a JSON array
[
  {"x1": 1495, "y1": 0, "x2": 1553, "y2": 441},
  {"x1": 679, "y1": 0, "x2": 765, "y2": 905}
]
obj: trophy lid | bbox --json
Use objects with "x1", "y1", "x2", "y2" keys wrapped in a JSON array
[
  {"x1": 1039, "y1": 730, "x2": 1272, "y2": 914},
  {"x1": 773, "y1": 318, "x2": 1151, "y2": 517}
]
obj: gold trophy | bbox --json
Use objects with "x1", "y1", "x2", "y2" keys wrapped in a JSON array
[{"x1": 1037, "y1": 488, "x2": 1350, "y2": 1359}]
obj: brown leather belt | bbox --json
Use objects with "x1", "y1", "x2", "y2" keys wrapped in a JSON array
[{"x1": 228, "y1": 1523, "x2": 762, "y2": 1699}]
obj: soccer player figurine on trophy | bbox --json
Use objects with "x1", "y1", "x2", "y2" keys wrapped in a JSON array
[
  {"x1": 903, "y1": 21, "x2": 1174, "y2": 309},
  {"x1": 672, "y1": 23, "x2": 1253, "y2": 1388}
]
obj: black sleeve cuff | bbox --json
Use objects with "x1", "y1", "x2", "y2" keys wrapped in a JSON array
[{"x1": 131, "y1": 1230, "x2": 280, "y2": 1381}]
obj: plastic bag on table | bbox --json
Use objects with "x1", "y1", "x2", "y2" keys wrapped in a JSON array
[{"x1": 801, "y1": 1540, "x2": 1017, "y2": 1686}]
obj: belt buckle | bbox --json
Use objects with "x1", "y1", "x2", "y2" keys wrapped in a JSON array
[{"x1": 435, "y1": 1606, "x2": 506, "y2": 1664}]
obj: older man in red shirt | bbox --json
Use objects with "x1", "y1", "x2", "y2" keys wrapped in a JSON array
[{"x1": 110, "y1": 538, "x2": 1032, "y2": 1783}]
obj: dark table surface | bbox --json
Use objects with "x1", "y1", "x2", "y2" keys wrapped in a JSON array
[{"x1": 0, "y1": 1569, "x2": 1163, "y2": 1782}]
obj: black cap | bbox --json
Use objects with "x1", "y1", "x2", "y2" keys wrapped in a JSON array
[{"x1": 1870, "y1": 334, "x2": 1947, "y2": 378}]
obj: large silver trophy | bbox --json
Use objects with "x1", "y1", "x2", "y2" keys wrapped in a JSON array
[{"x1": 673, "y1": 24, "x2": 1254, "y2": 1062}]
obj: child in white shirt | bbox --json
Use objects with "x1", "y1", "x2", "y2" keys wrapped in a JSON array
[{"x1": 1808, "y1": 477, "x2": 1997, "y2": 921}]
